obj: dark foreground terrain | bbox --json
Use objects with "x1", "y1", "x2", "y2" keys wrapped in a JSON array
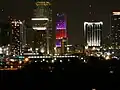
[{"x1": 1, "y1": 57, "x2": 120, "y2": 90}]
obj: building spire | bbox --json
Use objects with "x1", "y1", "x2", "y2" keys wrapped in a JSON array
[{"x1": 88, "y1": 0, "x2": 94, "y2": 21}]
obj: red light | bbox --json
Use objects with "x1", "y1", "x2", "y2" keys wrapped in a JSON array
[{"x1": 56, "y1": 29, "x2": 67, "y2": 39}]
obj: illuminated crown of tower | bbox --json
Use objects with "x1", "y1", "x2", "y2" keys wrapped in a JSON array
[{"x1": 35, "y1": 0, "x2": 51, "y2": 6}]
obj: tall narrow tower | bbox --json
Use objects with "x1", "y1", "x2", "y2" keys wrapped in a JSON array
[
  {"x1": 11, "y1": 20, "x2": 23, "y2": 55},
  {"x1": 111, "y1": 11, "x2": 120, "y2": 48},
  {"x1": 84, "y1": 0, "x2": 103, "y2": 48},
  {"x1": 55, "y1": 13, "x2": 68, "y2": 55},
  {"x1": 31, "y1": 0, "x2": 52, "y2": 55}
]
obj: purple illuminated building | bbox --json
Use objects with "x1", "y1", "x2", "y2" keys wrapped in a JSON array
[{"x1": 56, "y1": 13, "x2": 67, "y2": 47}]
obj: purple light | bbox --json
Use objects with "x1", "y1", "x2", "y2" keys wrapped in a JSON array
[
  {"x1": 56, "y1": 28, "x2": 66, "y2": 30},
  {"x1": 56, "y1": 21, "x2": 66, "y2": 29},
  {"x1": 56, "y1": 40, "x2": 61, "y2": 47},
  {"x1": 56, "y1": 44, "x2": 61, "y2": 47}
]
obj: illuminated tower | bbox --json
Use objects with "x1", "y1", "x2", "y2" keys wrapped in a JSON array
[
  {"x1": 111, "y1": 11, "x2": 120, "y2": 48},
  {"x1": 20, "y1": 20, "x2": 27, "y2": 53},
  {"x1": 31, "y1": 0, "x2": 52, "y2": 55},
  {"x1": 84, "y1": 0, "x2": 103, "y2": 48},
  {"x1": 84, "y1": 21, "x2": 103, "y2": 47},
  {"x1": 55, "y1": 13, "x2": 68, "y2": 55},
  {"x1": 11, "y1": 20, "x2": 22, "y2": 55},
  {"x1": 11, "y1": 19, "x2": 26, "y2": 55}
]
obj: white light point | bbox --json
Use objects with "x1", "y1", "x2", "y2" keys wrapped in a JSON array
[
  {"x1": 106, "y1": 56, "x2": 110, "y2": 60},
  {"x1": 41, "y1": 48, "x2": 45, "y2": 53},
  {"x1": 60, "y1": 60, "x2": 62, "y2": 63},
  {"x1": 81, "y1": 57, "x2": 83, "y2": 60},
  {"x1": 68, "y1": 59, "x2": 70, "y2": 62},
  {"x1": 107, "y1": 52, "x2": 111, "y2": 56},
  {"x1": 54, "y1": 58, "x2": 57, "y2": 61},
  {"x1": 43, "y1": 59, "x2": 45, "y2": 61},
  {"x1": 52, "y1": 60, "x2": 54, "y2": 63},
  {"x1": 19, "y1": 61, "x2": 22, "y2": 64}
]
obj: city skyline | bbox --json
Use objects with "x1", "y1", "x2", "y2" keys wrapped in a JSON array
[
  {"x1": 0, "y1": 0, "x2": 120, "y2": 45},
  {"x1": 1, "y1": 1, "x2": 120, "y2": 89}
]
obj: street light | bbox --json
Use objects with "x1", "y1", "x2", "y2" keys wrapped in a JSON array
[{"x1": 24, "y1": 57, "x2": 29, "y2": 62}]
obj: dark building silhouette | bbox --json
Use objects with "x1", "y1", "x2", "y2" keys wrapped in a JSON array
[{"x1": 0, "y1": 22, "x2": 11, "y2": 46}]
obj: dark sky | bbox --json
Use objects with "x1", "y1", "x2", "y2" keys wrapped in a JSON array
[{"x1": 0, "y1": 0, "x2": 120, "y2": 45}]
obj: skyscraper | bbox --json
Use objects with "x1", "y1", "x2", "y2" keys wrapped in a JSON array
[
  {"x1": 84, "y1": 1, "x2": 103, "y2": 48},
  {"x1": 111, "y1": 11, "x2": 120, "y2": 48},
  {"x1": 84, "y1": 21, "x2": 103, "y2": 47},
  {"x1": 55, "y1": 13, "x2": 68, "y2": 54},
  {"x1": 11, "y1": 19, "x2": 25, "y2": 55},
  {"x1": 31, "y1": 0, "x2": 52, "y2": 55},
  {"x1": 0, "y1": 22, "x2": 11, "y2": 46}
]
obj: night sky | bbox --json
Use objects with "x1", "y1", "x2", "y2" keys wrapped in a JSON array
[{"x1": 0, "y1": 0, "x2": 120, "y2": 45}]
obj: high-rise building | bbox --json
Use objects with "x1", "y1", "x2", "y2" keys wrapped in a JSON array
[
  {"x1": 0, "y1": 22, "x2": 11, "y2": 46},
  {"x1": 31, "y1": 0, "x2": 52, "y2": 55},
  {"x1": 55, "y1": 13, "x2": 68, "y2": 55},
  {"x1": 84, "y1": 21, "x2": 103, "y2": 47},
  {"x1": 111, "y1": 11, "x2": 120, "y2": 47},
  {"x1": 11, "y1": 19, "x2": 26, "y2": 55}
]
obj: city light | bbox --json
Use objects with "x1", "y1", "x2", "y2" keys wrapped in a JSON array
[
  {"x1": 31, "y1": 18, "x2": 49, "y2": 21},
  {"x1": 19, "y1": 61, "x2": 22, "y2": 64},
  {"x1": 60, "y1": 60, "x2": 62, "y2": 63},
  {"x1": 52, "y1": 60, "x2": 54, "y2": 63},
  {"x1": 10, "y1": 59, "x2": 15, "y2": 62},
  {"x1": 41, "y1": 48, "x2": 45, "y2": 53},
  {"x1": 84, "y1": 21, "x2": 103, "y2": 25},
  {"x1": 0, "y1": 47, "x2": 2, "y2": 54},
  {"x1": 36, "y1": 1, "x2": 51, "y2": 6},
  {"x1": 107, "y1": 52, "x2": 111, "y2": 56},
  {"x1": 56, "y1": 28, "x2": 66, "y2": 29},
  {"x1": 92, "y1": 89, "x2": 96, "y2": 90},
  {"x1": 113, "y1": 12, "x2": 120, "y2": 15},
  {"x1": 32, "y1": 27, "x2": 47, "y2": 30},
  {"x1": 105, "y1": 56, "x2": 110, "y2": 60},
  {"x1": 11, "y1": 66, "x2": 13, "y2": 69},
  {"x1": 84, "y1": 21, "x2": 102, "y2": 47},
  {"x1": 43, "y1": 59, "x2": 45, "y2": 61},
  {"x1": 28, "y1": 48, "x2": 33, "y2": 51},
  {"x1": 24, "y1": 58, "x2": 29, "y2": 62}
]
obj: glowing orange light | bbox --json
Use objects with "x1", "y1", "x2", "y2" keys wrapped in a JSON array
[{"x1": 24, "y1": 58, "x2": 29, "y2": 62}]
